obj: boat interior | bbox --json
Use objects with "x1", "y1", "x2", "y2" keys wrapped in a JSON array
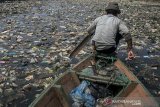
[{"x1": 29, "y1": 55, "x2": 159, "y2": 107}]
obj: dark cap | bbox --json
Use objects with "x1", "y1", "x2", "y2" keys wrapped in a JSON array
[{"x1": 105, "y1": 2, "x2": 121, "y2": 14}]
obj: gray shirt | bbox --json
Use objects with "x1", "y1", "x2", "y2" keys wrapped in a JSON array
[{"x1": 87, "y1": 14, "x2": 130, "y2": 50}]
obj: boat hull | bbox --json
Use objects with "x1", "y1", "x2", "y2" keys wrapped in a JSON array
[{"x1": 29, "y1": 59, "x2": 159, "y2": 107}]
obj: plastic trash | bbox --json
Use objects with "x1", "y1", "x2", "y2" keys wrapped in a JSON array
[
  {"x1": 72, "y1": 102, "x2": 83, "y2": 107},
  {"x1": 143, "y1": 55, "x2": 150, "y2": 58},
  {"x1": 0, "y1": 61, "x2": 7, "y2": 64},
  {"x1": 6, "y1": 52, "x2": 16, "y2": 56},
  {"x1": 70, "y1": 81, "x2": 95, "y2": 107},
  {"x1": 81, "y1": 67, "x2": 94, "y2": 76}
]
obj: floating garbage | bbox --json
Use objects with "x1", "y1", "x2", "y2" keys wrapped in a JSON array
[
  {"x1": 0, "y1": 0, "x2": 160, "y2": 106},
  {"x1": 151, "y1": 67, "x2": 158, "y2": 70},
  {"x1": 0, "y1": 61, "x2": 6, "y2": 64},
  {"x1": 25, "y1": 75, "x2": 34, "y2": 81},
  {"x1": 143, "y1": 55, "x2": 150, "y2": 58}
]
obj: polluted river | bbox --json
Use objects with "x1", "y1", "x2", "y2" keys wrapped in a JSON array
[{"x1": 0, "y1": 0, "x2": 160, "y2": 106}]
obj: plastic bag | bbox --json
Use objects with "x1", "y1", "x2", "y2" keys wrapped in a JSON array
[{"x1": 70, "y1": 81, "x2": 95, "y2": 107}]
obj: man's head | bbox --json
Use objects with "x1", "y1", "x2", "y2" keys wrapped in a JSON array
[{"x1": 105, "y1": 2, "x2": 121, "y2": 16}]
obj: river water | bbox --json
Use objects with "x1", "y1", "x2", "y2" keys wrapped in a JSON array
[{"x1": 0, "y1": 0, "x2": 160, "y2": 106}]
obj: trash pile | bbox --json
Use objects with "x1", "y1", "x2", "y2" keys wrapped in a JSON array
[
  {"x1": 0, "y1": 0, "x2": 160, "y2": 106},
  {"x1": 70, "y1": 80, "x2": 117, "y2": 107},
  {"x1": 70, "y1": 57, "x2": 129, "y2": 107},
  {"x1": 70, "y1": 81, "x2": 95, "y2": 107}
]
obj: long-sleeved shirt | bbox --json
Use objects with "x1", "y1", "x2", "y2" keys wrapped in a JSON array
[{"x1": 87, "y1": 14, "x2": 131, "y2": 51}]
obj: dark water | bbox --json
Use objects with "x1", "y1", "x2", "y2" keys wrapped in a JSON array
[
  {"x1": 118, "y1": 41, "x2": 160, "y2": 98},
  {"x1": 0, "y1": 0, "x2": 160, "y2": 106}
]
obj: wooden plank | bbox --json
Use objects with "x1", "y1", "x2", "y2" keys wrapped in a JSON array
[
  {"x1": 69, "y1": 34, "x2": 92, "y2": 57},
  {"x1": 73, "y1": 55, "x2": 93, "y2": 71},
  {"x1": 78, "y1": 76, "x2": 126, "y2": 86},
  {"x1": 114, "y1": 59, "x2": 136, "y2": 81},
  {"x1": 56, "y1": 72, "x2": 80, "y2": 95},
  {"x1": 77, "y1": 72, "x2": 127, "y2": 84},
  {"x1": 30, "y1": 87, "x2": 56, "y2": 107},
  {"x1": 115, "y1": 59, "x2": 159, "y2": 107},
  {"x1": 29, "y1": 72, "x2": 79, "y2": 107},
  {"x1": 53, "y1": 85, "x2": 70, "y2": 107},
  {"x1": 125, "y1": 84, "x2": 159, "y2": 107},
  {"x1": 71, "y1": 72, "x2": 81, "y2": 87},
  {"x1": 30, "y1": 85, "x2": 70, "y2": 107},
  {"x1": 118, "y1": 81, "x2": 138, "y2": 97},
  {"x1": 46, "y1": 98, "x2": 62, "y2": 107}
]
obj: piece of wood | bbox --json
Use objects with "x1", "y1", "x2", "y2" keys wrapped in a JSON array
[
  {"x1": 114, "y1": 59, "x2": 159, "y2": 107},
  {"x1": 77, "y1": 72, "x2": 127, "y2": 84},
  {"x1": 29, "y1": 85, "x2": 69, "y2": 107},
  {"x1": 69, "y1": 33, "x2": 92, "y2": 57},
  {"x1": 79, "y1": 76, "x2": 126, "y2": 86},
  {"x1": 73, "y1": 55, "x2": 93, "y2": 71},
  {"x1": 56, "y1": 72, "x2": 80, "y2": 95},
  {"x1": 114, "y1": 59, "x2": 136, "y2": 81},
  {"x1": 118, "y1": 81, "x2": 138, "y2": 97}
]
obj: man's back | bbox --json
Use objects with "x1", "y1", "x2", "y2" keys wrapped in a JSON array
[
  {"x1": 92, "y1": 14, "x2": 121, "y2": 50},
  {"x1": 87, "y1": 2, "x2": 134, "y2": 60}
]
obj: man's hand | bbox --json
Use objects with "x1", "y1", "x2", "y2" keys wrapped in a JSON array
[
  {"x1": 125, "y1": 37, "x2": 134, "y2": 60},
  {"x1": 127, "y1": 50, "x2": 135, "y2": 60}
]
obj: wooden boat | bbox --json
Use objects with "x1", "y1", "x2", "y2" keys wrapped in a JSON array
[
  {"x1": 29, "y1": 56, "x2": 159, "y2": 107},
  {"x1": 29, "y1": 34, "x2": 159, "y2": 107}
]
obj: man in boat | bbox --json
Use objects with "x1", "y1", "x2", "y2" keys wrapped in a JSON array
[{"x1": 87, "y1": 2, "x2": 134, "y2": 60}]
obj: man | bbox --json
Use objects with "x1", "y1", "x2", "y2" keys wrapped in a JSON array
[{"x1": 87, "y1": 2, "x2": 134, "y2": 60}]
